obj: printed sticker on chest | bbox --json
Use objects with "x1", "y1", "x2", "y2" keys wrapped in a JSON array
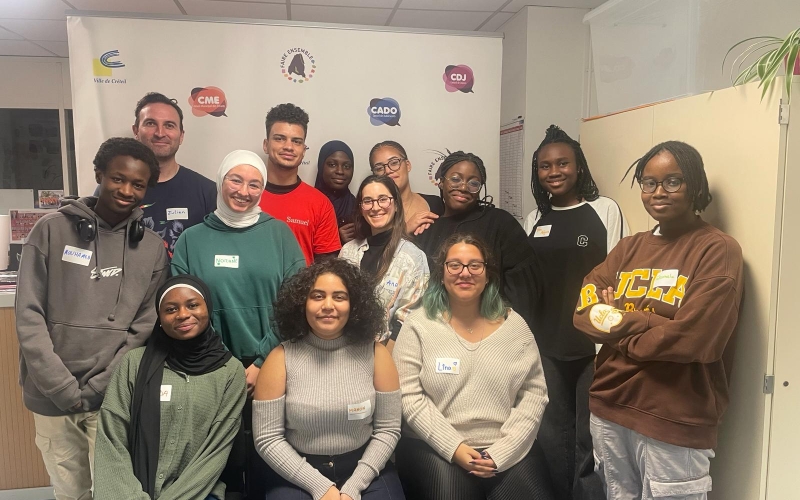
[
  {"x1": 214, "y1": 255, "x2": 239, "y2": 268},
  {"x1": 160, "y1": 385, "x2": 172, "y2": 402},
  {"x1": 652, "y1": 269, "x2": 679, "y2": 288},
  {"x1": 62, "y1": 245, "x2": 93, "y2": 266},
  {"x1": 435, "y1": 358, "x2": 461, "y2": 374},
  {"x1": 533, "y1": 225, "x2": 552, "y2": 238},
  {"x1": 166, "y1": 208, "x2": 189, "y2": 220},
  {"x1": 347, "y1": 399, "x2": 372, "y2": 420}
]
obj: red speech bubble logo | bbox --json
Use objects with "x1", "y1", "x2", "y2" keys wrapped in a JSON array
[{"x1": 188, "y1": 87, "x2": 228, "y2": 117}]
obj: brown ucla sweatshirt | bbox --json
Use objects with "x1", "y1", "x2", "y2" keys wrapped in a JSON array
[{"x1": 573, "y1": 219, "x2": 743, "y2": 449}]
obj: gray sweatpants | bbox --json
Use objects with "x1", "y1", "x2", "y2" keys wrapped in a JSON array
[{"x1": 589, "y1": 413, "x2": 714, "y2": 500}]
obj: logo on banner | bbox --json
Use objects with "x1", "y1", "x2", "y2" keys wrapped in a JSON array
[
  {"x1": 426, "y1": 149, "x2": 448, "y2": 186},
  {"x1": 188, "y1": 87, "x2": 228, "y2": 117},
  {"x1": 443, "y1": 64, "x2": 475, "y2": 93},
  {"x1": 280, "y1": 47, "x2": 316, "y2": 83},
  {"x1": 93, "y1": 50, "x2": 126, "y2": 84},
  {"x1": 368, "y1": 98, "x2": 401, "y2": 126}
]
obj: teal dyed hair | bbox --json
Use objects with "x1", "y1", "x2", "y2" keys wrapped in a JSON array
[{"x1": 422, "y1": 233, "x2": 507, "y2": 321}]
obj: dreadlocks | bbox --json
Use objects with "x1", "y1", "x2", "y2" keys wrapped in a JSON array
[
  {"x1": 531, "y1": 125, "x2": 599, "y2": 215},
  {"x1": 435, "y1": 150, "x2": 494, "y2": 207},
  {"x1": 622, "y1": 141, "x2": 712, "y2": 212}
]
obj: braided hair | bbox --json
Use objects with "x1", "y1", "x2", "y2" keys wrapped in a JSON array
[
  {"x1": 435, "y1": 150, "x2": 494, "y2": 207},
  {"x1": 530, "y1": 125, "x2": 599, "y2": 215},
  {"x1": 622, "y1": 141, "x2": 712, "y2": 212}
]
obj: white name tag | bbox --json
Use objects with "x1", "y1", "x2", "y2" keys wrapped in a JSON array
[
  {"x1": 62, "y1": 245, "x2": 93, "y2": 266},
  {"x1": 214, "y1": 255, "x2": 239, "y2": 268},
  {"x1": 160, "y1": 385, "x2": 172, "y2": 402},
  {"x1": 347, "y1": 399, "x2": 372, "y2": 420},
  {"x1": 166, "y1": 208, "x2": 189, "y2": 220},
  {"x1": 652, "y1": 269, "x2": 679, "y2": 288},
  {"x1": 435, "y1": 358, "x2": 461, "y2": 374},
  {"x1": 533, "y1": 225, "x2": 552, "y2": 238}
]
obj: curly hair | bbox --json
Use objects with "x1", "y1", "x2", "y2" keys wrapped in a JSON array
[
  {"x1": 422, "y1": 233, "x2": 506, "y2": 321},
  {"x1": 265, "y1": 103, "x2": 309, "y2": 137},
  {"x1": 134, "y1": 92, "x2": 184, "y2": 131},
  {"x1": 622, "y1": 140, "x2": 712, "y2": 212},
  {"x1": 93, "y1": 137, "x2": 160, "y2": 187},
  {"x1": 274, "y1": 258, "x2": 385, "y2": 343},
  {"x1": 531, "y1": 125, "x2": 599, "y2": 215}
]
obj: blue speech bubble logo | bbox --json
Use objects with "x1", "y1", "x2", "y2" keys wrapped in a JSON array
[{"x1": 368, "y1": 98, "x2": 401, "y2": 126}]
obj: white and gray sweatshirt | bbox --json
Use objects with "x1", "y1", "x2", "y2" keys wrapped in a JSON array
[
  {"x1": 392, "y1": 308, "x2": 549, "y2": 472},
  {"x1": 253, "y1": 334, "x2": 401, "y2": 500}
]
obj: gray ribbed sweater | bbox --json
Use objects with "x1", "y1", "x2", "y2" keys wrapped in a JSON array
[
  {"x1": 392, "y1": 309, "x2": 549, "y2": 471},
  {"x1": 253, "y1": 334, "x2": 401, "y2": 500}
]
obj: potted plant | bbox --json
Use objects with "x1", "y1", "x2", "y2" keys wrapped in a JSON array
[{"x1": 723, "y1": 27, "x2": 800, "y2": 101}]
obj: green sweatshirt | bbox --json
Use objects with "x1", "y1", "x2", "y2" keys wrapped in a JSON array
[
  {"x1": 94, "y1": 347, "x2": 246, "y2": 499},
  {"x1": 171, "y1": 213, "x2": 305, "y2": 366}
]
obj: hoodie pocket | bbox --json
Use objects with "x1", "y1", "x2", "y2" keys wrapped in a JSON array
[{"x1": 48, "y1": 322, "x2": 127, "y2": 384}]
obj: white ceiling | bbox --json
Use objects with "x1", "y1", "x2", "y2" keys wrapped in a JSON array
[{"x1": 0, "y1": 0, "x2": 605, "y2": 57}]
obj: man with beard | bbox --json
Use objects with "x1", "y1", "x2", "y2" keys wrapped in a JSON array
[
  {"x1": 258, "y1": 103, "x2": 340, "y2": 264},
  {"x1": 130, "y1": 92, "x2": 216, "y2": 257}
]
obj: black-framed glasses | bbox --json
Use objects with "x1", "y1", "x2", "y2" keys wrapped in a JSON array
[
  {"x1": 445, "y1": 260, "x2": 486, "y2": 275},
  {"x1": 639, "y1": 177, "x2": 683, "y2": 194},
  {"x1": 445, "y1": 174, "x2": 483, "y2": 194},
  {"x1": 360, "y1": 196, "x2": 394, "y2": 210},
  {"x1": 372, "y1": 157, "x2": 405, "y2": 175}
]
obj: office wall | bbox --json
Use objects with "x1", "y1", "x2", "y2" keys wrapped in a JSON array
[
  {"x1": 498, "y1": 6, "x2": 590, "y2": 223},
  {"x1": 580, "y1": 81, "x2": 783, "y2": 500}
]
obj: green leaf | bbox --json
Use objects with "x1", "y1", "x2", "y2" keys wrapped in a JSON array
[
  {"x1": 723, "y1": 36, "x2": 780, "y2": 72},
  {"x1": 732, "y1": 40, "x2": 781, "y2": 84},
  {"x1": 785, "y1": 40, "x2": 800, "y2": 102}
]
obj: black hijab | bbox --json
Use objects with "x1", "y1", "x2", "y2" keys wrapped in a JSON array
[
  {"x1": 314, "y1": 140, "x2": 357, "y2": 226},
  {"x1": 130, "y1": 274, "x2": 231, "y2": 498}
]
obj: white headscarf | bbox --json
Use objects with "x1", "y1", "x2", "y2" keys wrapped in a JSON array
[{"x1": 214, "y1": 150, "x2": 268, "y2": 228}]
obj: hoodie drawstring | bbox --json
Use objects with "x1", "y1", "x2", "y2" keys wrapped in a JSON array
[{"x1": 107, "y1": 219, "x2": 130, "y2": 322}]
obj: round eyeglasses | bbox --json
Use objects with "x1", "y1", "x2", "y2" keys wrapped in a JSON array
[
  {"x1": 371, "y1": 157, "x2": 405, "y2": 176},
  {"x1": 360, "y1": 196, "x2": 394, "y2": 210},
  {"x1": 445, "y1": 261, "x2": 486, "y2": 275},
  {"x1": 639, "y1": 177, "x2": 683, "y2": 194},
  {"x1": 445, "y1": 175, "x2": 483, "y2": 194}
]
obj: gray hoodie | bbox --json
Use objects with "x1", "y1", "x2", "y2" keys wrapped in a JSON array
[{"x1": 15, "y1": 197, "x2": 169, "y2": 416}]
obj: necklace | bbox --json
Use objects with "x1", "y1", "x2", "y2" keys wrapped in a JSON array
[{"x1": 447, "y1": 316, "x2": 485, "y2": 352}]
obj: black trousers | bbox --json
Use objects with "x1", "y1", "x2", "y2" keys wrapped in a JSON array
[
  {"x1": 395, "y1": 437, "x2": 556, "y2": 500},
  {"x1": 537, "y1": 355, "x2": 605, "y2": 500},
  {"x1": 220, "y1": 358, "x2": 271, "y2": 499}
]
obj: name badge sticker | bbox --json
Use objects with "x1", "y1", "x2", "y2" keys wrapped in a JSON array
[
  {"x1": 160, "y1": 385, "x2": 172, "y2": 402},
  {"x1": 166, "y1": 208, "x2": 189, "y2": 220},
  {"x1": 347, "y1": 399, "x2": 372, "y2": 420},
  {"x1": 214, "y1": 255, "x2": 240, "y2": 268},
  {"x1": 62, "y1": 245, "x2": 93, "y2": 266},
  {"x1": 534, "y1": 225, "x2": 552, "y2": 238},
  {"x1": 653, "y1": 269, "x2": 679, "y2": 288},
  {"x1": 435, "y1": 358, "x2": 461, "y2": 374}
]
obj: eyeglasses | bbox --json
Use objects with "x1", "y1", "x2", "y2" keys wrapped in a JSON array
[
  {"x1": 360, "y1": 196, "x2": 394, "y2": 210},
  {"x1": 639, "y1": 177, "x2": 683, "y2": 194},
  {"x1": 224, "y1": 175, "x2": 264, "y2": 192},
  {"x1": 445, "y1": 175, "x2": 483, "y2": 194},
  {"x1": 372, "y1": 157, "x2": 405, "y2": 175},
  {"x1": 445, "y1": 260, "x2": 486, "y2": 275}
]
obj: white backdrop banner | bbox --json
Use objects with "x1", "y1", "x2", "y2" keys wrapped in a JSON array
[{"x1": 67, "y1": 15, "x2": 502, "y2": 200}]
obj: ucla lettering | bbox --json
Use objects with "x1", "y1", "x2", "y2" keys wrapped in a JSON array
[{"x1": 615, "y1": 268, "x2": 688, "y2": 307}]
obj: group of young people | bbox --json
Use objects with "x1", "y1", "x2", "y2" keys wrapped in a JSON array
[{"x1": 14, "y1": 91, "x2": 743, "y2": 500}]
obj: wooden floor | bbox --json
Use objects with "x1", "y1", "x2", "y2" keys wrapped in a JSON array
[{"x1": 0, "y1": 307, "x2": 51, "y2": 491}]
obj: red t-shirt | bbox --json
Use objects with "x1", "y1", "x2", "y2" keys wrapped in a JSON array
[{"x1": 259, "y1": 181, "x2": 341, "y2": 265}]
